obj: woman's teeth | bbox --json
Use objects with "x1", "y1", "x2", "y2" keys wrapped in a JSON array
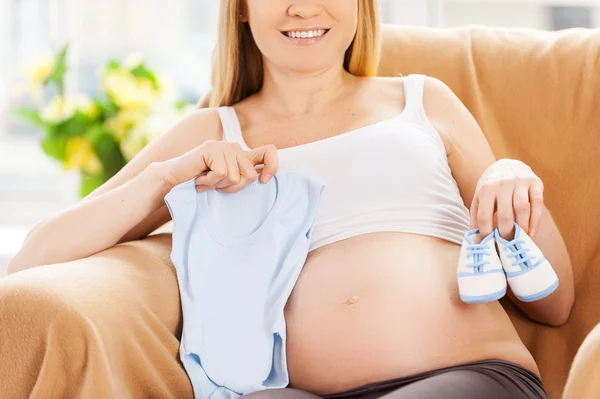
[{"x1": 285, "y1": 29, "x2": 327, "y2": 39}]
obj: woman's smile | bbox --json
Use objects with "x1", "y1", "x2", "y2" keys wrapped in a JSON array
[{"x1": 281, "y1": 28, "x2": 331, "y2": 45}]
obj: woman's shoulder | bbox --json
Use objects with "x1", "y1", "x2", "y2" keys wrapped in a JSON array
[
  {"x1": 420, "y1": 75, "x2": 477, "y2": 155},
  {"x1": 182, "y1": 107, "x2": 223, "y2": 128},
  {"x1": 422, "y1": 75, "x2": 455, "y2": 96},
  {"x1": 163, "y1": 107, "x2": 224, "y2": 145},
  {"x1": 420, "y1": 75, "x2": 465, "y2": 118},
  {"x1": 354, "y1": 74, "x2": 459, "y2": 108}
]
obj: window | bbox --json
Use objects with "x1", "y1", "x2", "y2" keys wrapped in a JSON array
[
  {"x1": 380, "y1": 0, "x2": 599, "y2": 30},
  {"x1": 443, "y1": 0, "x2": 598, "y2": 30},
  {"x1": 2, "y1": 0, "x2": 219, "y2": 138},
  {"x1": 380, "y1": 0, "x2": 443, "y2": 26}
]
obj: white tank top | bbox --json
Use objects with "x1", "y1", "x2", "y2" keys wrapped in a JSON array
[{"x1": 216, "y1": 74, "x2": 470, "y2": 251}]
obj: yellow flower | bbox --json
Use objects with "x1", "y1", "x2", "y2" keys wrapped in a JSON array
[
  {"x1": 21, "y1": 52, "x2": 56, "y2": 105},
  {"x1": 24, "y1": 52, "x2": 55, "y2": 85},
  {"x1": 102, "y1": 69, "x2": 159, "y2": 109},
  {"x1": 41, "y1": 96, "x2": 71, "y2": 123},
  {"x1": 106, "y1": 109, "x2": 146, "y2": 141},
  {"x1": 65, "y1": 93, "x2": 99, "y2": 119},
  {"x1": 64, "y1": 137, "x2": 103, "y2": 174},
  {"x1": 41, "y1": 94, "x2": 98, "y2": 123}
]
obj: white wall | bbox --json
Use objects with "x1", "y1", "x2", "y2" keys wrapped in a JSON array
[
  {"x1": 0, "y1": 0, "x2": 10, "y2": 137},
  {"x1": 594, "y1": 6, "x2": 600, "y2": 25},
  {"x1": 68, "y1": 0, "x2": 218, "y2": 95},
  {"x1": 443, "y1": 2, "x2": 551, "y2": 29},
  {"x1": 381, "y1": 0, "x2": 444, "y2": 26},
  {"x1": 443, "y1": 0, "x2": 600, "y2": 29}
]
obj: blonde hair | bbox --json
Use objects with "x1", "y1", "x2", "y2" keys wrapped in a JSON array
[{"x1": 209, "y1": 0, "x2": 381, "y2": 107}]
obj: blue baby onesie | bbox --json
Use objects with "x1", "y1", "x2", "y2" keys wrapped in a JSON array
[{"x1": 164, "y1": 171, "x2": 324, "y2": 399}]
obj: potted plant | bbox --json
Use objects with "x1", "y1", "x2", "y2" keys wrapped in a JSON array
[{"x1": 13, "y1": 45, "x2": 193, "y2": 197}]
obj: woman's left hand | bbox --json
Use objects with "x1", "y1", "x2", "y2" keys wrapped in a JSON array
[{"x1": 470, "y1": 159, "x2": 544, "y2": 239}]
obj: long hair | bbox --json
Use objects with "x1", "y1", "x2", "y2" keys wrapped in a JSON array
[{"x1": 209, "y1": 0, "x2": 380, "y2": 107}]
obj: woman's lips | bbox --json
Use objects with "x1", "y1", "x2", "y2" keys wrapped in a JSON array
[{"x1": 281, "y1": 29, "x2": 330, "y2": 45}]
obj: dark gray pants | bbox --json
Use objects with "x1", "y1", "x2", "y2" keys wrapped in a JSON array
[{"x1": 241, "y1": 360, "x2": 548, "y2": 399}]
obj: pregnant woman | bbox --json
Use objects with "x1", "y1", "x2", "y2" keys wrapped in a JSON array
[{"x1": 3, "y1": 1, "x2": 573, "y2": 398}]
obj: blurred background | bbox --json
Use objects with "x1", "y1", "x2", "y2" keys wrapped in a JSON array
[{"x1": 1, "y1": 0, "x2": 599, "y2": 274}]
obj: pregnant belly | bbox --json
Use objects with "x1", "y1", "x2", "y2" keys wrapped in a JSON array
[{"x1": 283, "y1": 232, "x2": 538, "y2": 396}]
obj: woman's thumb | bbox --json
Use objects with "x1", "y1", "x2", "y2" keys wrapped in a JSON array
[{"x1": 249, "y1": 145, "x2": 279, "y2": 183}]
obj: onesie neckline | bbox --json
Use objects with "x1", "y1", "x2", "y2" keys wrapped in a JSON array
[{"x1": 197, "y1": 172, "x2": 287, "y2": 247}]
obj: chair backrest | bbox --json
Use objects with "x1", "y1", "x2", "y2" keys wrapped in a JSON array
[{"x1": 377, "y1": 24, "x2": 600, "y2": 398}]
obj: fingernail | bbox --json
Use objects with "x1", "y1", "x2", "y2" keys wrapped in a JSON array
[{"x1": 262, "y1": 174, "x2": 272, "y2": 183}]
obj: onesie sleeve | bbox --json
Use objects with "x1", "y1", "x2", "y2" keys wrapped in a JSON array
[{"x1": 164, "y1": 179, "x2": 198, "y2": 265}]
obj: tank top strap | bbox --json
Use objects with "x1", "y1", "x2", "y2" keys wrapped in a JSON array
[
  {"x1": 401, "y1": 74, "x2": 447, "y2": 154},
  {"x1": 216, "y1": 106, "x2": 250, "y2": 150},
  {"x1": 402, "y1": 74, "x2": 427, "y2": 119}
]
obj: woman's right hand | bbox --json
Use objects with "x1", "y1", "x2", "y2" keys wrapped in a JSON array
[{"x1": 159, "y1": 140, "x2": 279, "y2": 194}]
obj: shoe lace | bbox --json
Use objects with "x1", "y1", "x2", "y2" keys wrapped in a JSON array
[
  {"x1": 504, "y1": 238, "x2": 536, "y2": 268},
  {"x1": 466, "y1": 243, "x2": 491, "y2": 272}
]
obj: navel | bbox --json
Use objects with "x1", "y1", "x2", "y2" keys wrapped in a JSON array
[{"x1": 344, "y1": 296, "x2": 360, "y2": 306}]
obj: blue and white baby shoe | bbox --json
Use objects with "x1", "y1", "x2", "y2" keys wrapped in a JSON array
[
  {"x1": 457, "y1": 229, "x2": 507, "y2": 304},
  {"x1": 494, "y1": 223, "x2": 559, "y2": 302}
]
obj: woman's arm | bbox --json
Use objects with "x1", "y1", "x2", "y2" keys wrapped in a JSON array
[
  {"x1": 423, "y1": 77, "x2": 575, "y2": 327},
  {"x1": 83, "y1": 109, "x2": 222, "y2": 243},
  {"x1": 7, "y1": 109, "x2": 223, "y2": 274}
]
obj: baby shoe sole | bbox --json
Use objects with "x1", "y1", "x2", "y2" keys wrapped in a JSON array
[
  {"x1": 460, "y1": 287, "x2": 507, "y2": 304},
  {"x1": 514, "y1": 279, "x2": 559, "y2": 303}
]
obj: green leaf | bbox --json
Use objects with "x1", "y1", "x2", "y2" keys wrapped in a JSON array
[
  {"x1": 106, "y1": 59, "x2": 121, "y2": 70},
  {"x1": 79, "y1": 172, "x2": 107, "y2": 197},
  {"x1": 52, "y1": 111, "x2": 93, "y2": 138},
  {"x1": 88, "y1": 126, "x2": 126, "y2": 178},
  {"x1": 79, "y1": 127, "x2": 126, "y2": 198},
  {"x1": 12, "y1": 107, "x2": 46, "y2": 128},
  {"x1": 41, "y1": 135, "x2": 67, "y2": 162},
  {"x1": 95, "y1": 97, "x2": 119, "y2": 119},
  {"x1": 129, "y1": 64, "x2": 159, "y2": 90},
  {"x1": 48, "y1": 44, "x2": 69, "y2": 94},
  {"x1": 175, "y1": 100, "x2": 188, "y2": 111}
]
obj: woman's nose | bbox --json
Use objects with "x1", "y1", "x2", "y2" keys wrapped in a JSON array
[{"x1": 287, "y1": 1, "x2": 323, "y2": 19}]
